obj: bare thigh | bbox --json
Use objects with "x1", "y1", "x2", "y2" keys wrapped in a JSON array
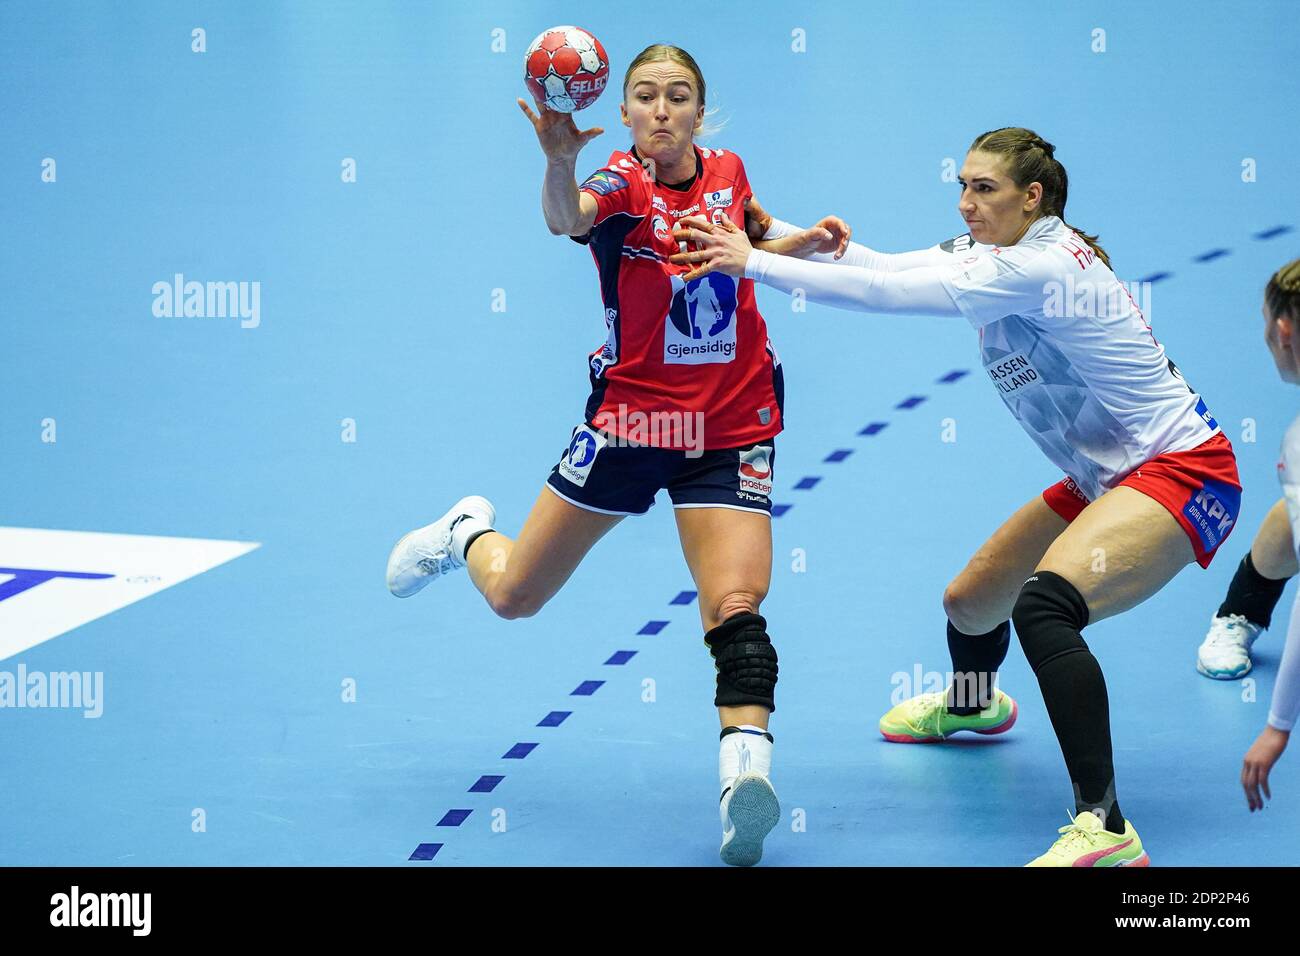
[
  {"x1": 944, "y1": 494, "x2": 1070, "y2": 634},
  {"x1": 470, "y1": 486, "x2": 622, "y2": 619},
  {"x1": 1251, "y1": 497, "x2": 1299, "y2": 580},
  {"x1": 1035, "y1": 486, "x2": 1195, "y2": 624},
  {"x1": 674, "y1": 506, "x2": 772, "y2": 631}
]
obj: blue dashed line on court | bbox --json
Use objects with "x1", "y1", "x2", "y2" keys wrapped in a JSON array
[
  {"x1": 413, "y1": 219, "x2": 1286, "y2": 860},
  {"x1": 409, "y1": 843, "x2": 442, "y2": 861},
  {"x1": 469, "y1": 775, "x2": 504, "y2": 793},
  {"x1": 412, "y1": 367, "x2": 982, "y2": 862}
]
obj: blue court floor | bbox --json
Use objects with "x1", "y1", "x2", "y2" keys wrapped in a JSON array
[{"x1": 2, "y1": 1, "x2": 1298, "y2": 865}]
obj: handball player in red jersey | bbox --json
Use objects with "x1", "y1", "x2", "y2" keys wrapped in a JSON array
[{"x1": 386, "y1": 44, "x2": 848, "y2": 866}]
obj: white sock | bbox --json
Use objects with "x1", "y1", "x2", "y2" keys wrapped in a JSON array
[
  {"x1": 450, "y1": 516, "x2": 492, "y2": 565},
  {"x1": 719, "y1": 724, "x2": 773, "y2": 800}
]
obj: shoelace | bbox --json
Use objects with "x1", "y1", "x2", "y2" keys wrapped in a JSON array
[
  {"x1": 1048, "y1": 811, "x2": 1104, "y2": 859},
  {"x1": 412, "y1": 514, "x2": 468, "y2": 566},
  {"x1": 905, "y1": 692, "x2": 948, "y2": 737},
  {"x1": 1204, "y1": 616, "x2": 1248, "y2": 648}
]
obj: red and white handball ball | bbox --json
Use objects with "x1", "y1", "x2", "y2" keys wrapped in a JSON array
[{"x1": 524, "y1": 25, "x2": 609, "y2": 113}]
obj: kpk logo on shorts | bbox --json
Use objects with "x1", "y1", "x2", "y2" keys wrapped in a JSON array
[
  {"x1": 664, "y1": 272, "x2": 738, "y2": 365},
  {"x1": 738, "y1": 445, "x2": 774, "y2": 498},
  {"x1": 558, "y1": 426, "x2": 608, "y2": 487},
  {"x1": 1183, "y1": 479, "x2": 1240, "y2": 553}
]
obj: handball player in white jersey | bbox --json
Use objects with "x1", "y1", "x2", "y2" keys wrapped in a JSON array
[
  {"x1": 1196, "y1": 280, "x2": 1300, "y2": 679},
  {"x1": 1241, "y1": 259, "x2": 1300, "y2": 811},
  {"x1": 670, "y1": 127, "x2": 1242, "y2": 866}
]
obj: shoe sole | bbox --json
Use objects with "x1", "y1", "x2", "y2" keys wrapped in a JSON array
[
  {"x1": 386, "y1": 496, "x2": 496, "y2": 598},
  {"x1": 880, "y1": 699, "x2": 1019, "y2": 744},
  {"x1": 1196, "y1": 659, "x2": 1252, "y2": 680},
  {"x1": 1079, "y1": 850, "x2": 1150, "y2": 868},
  {"x1": 720, "y1": 774, "x2": 780, "y2": 867}
]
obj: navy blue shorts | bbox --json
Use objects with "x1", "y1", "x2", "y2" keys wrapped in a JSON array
[{"x1": 545, "y1": 423, "x2": 776, "y2": 516}]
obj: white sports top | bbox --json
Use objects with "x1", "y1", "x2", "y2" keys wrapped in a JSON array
[
  {"x1": 1271, "y1": 416, "x2": 1300, "y2": 732},
  {"x1": 746, "y1": 216, "x2": 1220, "y2": 499}
]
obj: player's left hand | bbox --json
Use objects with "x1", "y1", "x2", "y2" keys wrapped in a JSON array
[
  {"x1": 1242, "y1": 725, "x2": 1289, "y2": 811},
  {"x1": 670, "y1": 213, "x2": 753, "y2": 282}
]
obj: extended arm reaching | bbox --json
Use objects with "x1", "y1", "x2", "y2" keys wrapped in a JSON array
[{"x1": 744, "y1": 247, "x2": 963, "y2": 318}]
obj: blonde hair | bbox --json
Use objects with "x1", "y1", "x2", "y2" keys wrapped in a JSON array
[
  {"x1": 969, "y1": 127, "x2": 1111, "y2": 270},
  {"x1": 1266, "y1": 258, "x2": 1300, "y2": 322},
  {"x1": 622, "y1": 44, "x2": 725, "y2": 140}
]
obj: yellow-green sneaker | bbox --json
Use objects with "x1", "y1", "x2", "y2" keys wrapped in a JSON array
[
  {"x1": 1026, "y1": 811, "x2": 1150, "y2": 867},
  {"x1": 878, "y1": 688, "x2": 1018, "y2": 743}
]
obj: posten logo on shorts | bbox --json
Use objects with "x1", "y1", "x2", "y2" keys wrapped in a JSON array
[
  {"x1": 559, "y1": 426, "x2": 607, "y2": 488},
  {"x1": 738, "y1": 444, "x2": 774, "y2": 498}
]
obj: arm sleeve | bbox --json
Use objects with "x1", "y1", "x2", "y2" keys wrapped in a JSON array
[
  {"x1": 1270, "y1": 423, "x2": 1300, "y2": 731},
  {"x1": 1269, "y1": 597, "x2": 1300, "y2": 732},
  {"x1": 813, "y1": 242, "x2": 956, "y2": 271},
  {"x1": 759, "y1": 219, "x2": 953, "y2": 271},
  {"x1": 744, "y1": 248, "x2": 963, "y2": 317}
]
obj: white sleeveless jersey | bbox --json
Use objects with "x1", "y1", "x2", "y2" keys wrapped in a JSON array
[{"x1": 933, "y1": 216, "x2": 1219, "y2": 499}]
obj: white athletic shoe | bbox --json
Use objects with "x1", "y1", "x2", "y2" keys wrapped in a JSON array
[
  {"x1": 386, "y1": 496, "x2": 496, "y2": 598},
  {"x1": 1196, "y1": 613, "x2": 1264, "y2": 680},
  {"x1": 719, "y1": 773, "x2": 780, "y2": 867}
]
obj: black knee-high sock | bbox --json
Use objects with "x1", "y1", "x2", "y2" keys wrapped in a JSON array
[
  {"x1": 946, "y1": 620, "x2": 1010, "y2": 715},
  {"x1": 1217, "y1": 552, "x2": 1289, "y2": 629},
  {"x1": 1014, "y1": 572, "x2": 1125, "y2": 834}
]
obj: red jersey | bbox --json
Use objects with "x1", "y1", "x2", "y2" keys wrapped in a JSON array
[{"x1": 573, "y1": 144, "x2": 784, "y2": 450}]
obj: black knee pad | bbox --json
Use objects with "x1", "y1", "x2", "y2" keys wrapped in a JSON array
[
  {"x1": 704, "y1": 612, "x2": 778, "y2": 712},
  {"x1": 1012, "y1": 571, "x2": 1092, "y2": 673}
]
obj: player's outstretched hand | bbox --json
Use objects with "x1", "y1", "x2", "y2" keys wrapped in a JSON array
[
  {"x1": 670, "y1": 213, "x2": 753, "y2": 282},
  {"x1": 757, "y1": 216, "x2": 852, "y2": 260},
  {"x1": 1242, "y1": 725, "x2": 1289, "y2": 811},
  {"x1": 517, "y1": 98, "x2": 603, "y2": 162}
]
